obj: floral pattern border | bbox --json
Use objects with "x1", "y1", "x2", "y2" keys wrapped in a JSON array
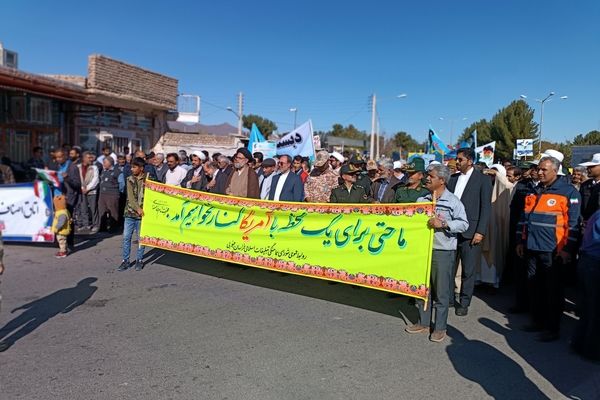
[{"x1": 140, "y1": 236, "x2": 430, "y2": 299}]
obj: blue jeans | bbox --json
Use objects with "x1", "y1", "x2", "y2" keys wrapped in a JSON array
[{"x1": 122, "y1": 217, "x2": 145, "y2": 262}]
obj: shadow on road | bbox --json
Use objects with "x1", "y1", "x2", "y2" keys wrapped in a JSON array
[
  {"x1": 0, "y1": 277, "x2": 98, "y2": 352},
  {"x1": 72, "y1": 231, "x2": 120, "y2": 252},
  {"x1": 478, "y1": 316, "x2": 599, "y2": 399},
  {"x1": 152, "y1": 250, "x2": 418, "y2": 323},
  {"x1": 446, "y1": 325, "x2": 549, "y2": 399}
]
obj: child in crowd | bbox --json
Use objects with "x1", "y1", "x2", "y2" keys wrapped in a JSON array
[
  {"x1": 52, "y1": 195, "x2": 71, "y2": 258},
  {"x1": 118, "y1": 157, "x2": 147, "y2": 271}
]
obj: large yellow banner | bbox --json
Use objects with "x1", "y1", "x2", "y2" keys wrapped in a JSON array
[{"x1": 140, "y1": 181, "x2": 435, "y2": 300}]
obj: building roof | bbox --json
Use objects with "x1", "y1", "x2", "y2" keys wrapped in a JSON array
[
  {"x1": 0, "y1": 54, "x2": 178, "y2": 111},
  {"x1": 0, "y1": 66, "x2": 89, "y2": 102},
  {"x1": 167, "y1": 121, "x2": 245, "y2": 136}
]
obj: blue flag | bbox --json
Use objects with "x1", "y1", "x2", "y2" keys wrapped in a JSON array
[
  {"x1": 428, "y1": 128, "x2": 451, "y2": 154},
  {"x1": 247, "y1": 123, "x2": 266, "y2": 152}
]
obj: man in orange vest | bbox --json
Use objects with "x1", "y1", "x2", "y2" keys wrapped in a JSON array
[{"x1": 516, "y1": 156, "x2": 581, "y2": 342}]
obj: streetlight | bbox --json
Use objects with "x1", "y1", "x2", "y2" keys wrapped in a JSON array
[
  {"x1": 438, "y1": 116, "x2": 468, "y2": 146},
  {"x1": 370, "y1": 93, "x2": 408, "y2": 159},
  {"x1": 289, "y1": 107, "x2": 298, "y2": 129},
  {"x1": 520, "y1": 92, "x2": 568, "y2": 154}
]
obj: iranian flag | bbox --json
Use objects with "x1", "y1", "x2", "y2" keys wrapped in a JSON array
[{"x1": 35, "y1": 168, "x2": 60, "y2": 188}]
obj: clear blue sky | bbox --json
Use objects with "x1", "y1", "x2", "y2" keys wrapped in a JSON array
[{"x1": 2, "y1": 0, "x2": 599, "y2": 145}]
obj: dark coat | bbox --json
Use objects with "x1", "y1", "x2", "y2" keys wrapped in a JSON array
[
  {"x1": 213, "y1": 165, "x2": 233, "y2": 195},
  {"x1": 580, "y1": 178, "x2": 600, "y2": 222},
  {"x1": 370, "y1": 178, "x2": 396, "y2": 203},
  {"x1": 64, "y1": 161, "x2": 82, "y2": 207},
  {"x1": 181, "y1": 167, "x2": 208, "y2": 191},
  {"x1": 329, "y1": 184, "x2": 370, "y2": 203},
  {"x1": 268, "y1": 172, "x2": 304, "y2": 202},
  {"x1": 448, "y1": 168, "x2": 493, "y2": 239},
  {"x1": 224, "y1": 166, "x2": 260, "y2": 199}
]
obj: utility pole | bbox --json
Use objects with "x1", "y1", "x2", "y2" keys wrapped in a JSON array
[
  {"x1": 237, "y1": 92, "x2": 243, "y2": 137},
  {"x1": 370, "y1": 93, "x2": 376, "y2": 159},
  {"x1": 376, "y1": 117, "x2": 380, "y2": 160}
]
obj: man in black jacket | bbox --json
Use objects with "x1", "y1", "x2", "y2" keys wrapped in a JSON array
[
  {"x1": 181, "y1": 151, "x2": 208, "y2": 191},
  {"x1": 447, "y1": 148, "x2": 492, "y2": 316}
]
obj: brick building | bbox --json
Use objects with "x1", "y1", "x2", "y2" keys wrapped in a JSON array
[{"x1": 0, "y1": 54, "x2": 178, "y2": 163}]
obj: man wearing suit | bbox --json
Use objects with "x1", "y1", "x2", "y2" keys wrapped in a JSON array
[
  {"x1": 447, "y1": 148, "x2": 492, "y2": 316},
  {"x1": 268, "y1": 155, "x2": 304, "y2": 202}
]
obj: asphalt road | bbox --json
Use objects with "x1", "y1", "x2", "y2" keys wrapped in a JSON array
[{"x1": 0, "y1": 232, "x2": 598, "y2": 400}]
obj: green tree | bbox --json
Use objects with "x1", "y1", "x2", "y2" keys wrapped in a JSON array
[
  {"x1": 489, "y1": 100, "x2": 538, "y2": 160},
  {"x1": 329, "y1": 123, "x2": 367, "y2": 140},
  {"x1": 458, "y1": 119, "x2": 492, "y2": 147},
  {"x1": 242, "y1": 114, "x2": 278, "y2": 138},
  {"x1": 572, "y1": 130, "x2": 600, "y2": 145},
  {"x1": 392, "y1": 131, "x2": 420, "y2": 151}
]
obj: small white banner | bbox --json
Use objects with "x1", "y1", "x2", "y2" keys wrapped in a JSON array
[{"x1": 0, "y1": 181, "x2": 55, "y2": 242}]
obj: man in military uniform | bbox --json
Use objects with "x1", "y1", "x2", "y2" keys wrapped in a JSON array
[
  {"x1": 395, "y1": 157, "x2": 429, "y2": 203},
  {"x1": 330, "y1": 165, "x2": 371, "y2": 203},
  {"x1": 349, "y1": 155, "x2": 372, "y2": 193}
]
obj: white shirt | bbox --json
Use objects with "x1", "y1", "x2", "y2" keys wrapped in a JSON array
[
  {"x1": 260, "y1": 173, "x2": 275, "y2": 200},
  {"x1": 165, "y1": 165, "x2": 187, "y2": 186},
  {"x1": 454, "y1": 166, "x2": 474, "y2": 200},
  {"x1": 273, "y1": 171, "x2": 290, "y2": 201},
  {"x1": 97, "y1": 153, "x2": 118, "y2": 166}
]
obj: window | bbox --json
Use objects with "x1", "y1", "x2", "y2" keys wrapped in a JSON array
[
  {"x1": 79, "y1": 128, "x2": 100, "y2": 152},
  {"x1": 30, "y1": 98, "x2": 52, "y2": 124},
  {"x1": 14, "y1": 131, "x2": 31, "y2": 162},
  {"x1": 10, "y1": 96, "x2": 27, "y2": 121}
]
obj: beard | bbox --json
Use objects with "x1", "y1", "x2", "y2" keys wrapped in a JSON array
[{"x1": 234, "y1": 162, "x2": 245, "y2": 170}]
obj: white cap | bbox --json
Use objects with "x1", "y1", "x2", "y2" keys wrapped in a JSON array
[
  {"x1": 191, "y1": 150, "x2": 206, "y2": 161},
  {"x1": 579, "y1": 153, "x2": 600, "y2": 167},
  {"x1": 537, "y1": 150, "x2": 565, "y2": 175},
  {"x1": 541, "y1": 149, "x2": 564, "y2": 163},
  {"x1": 490, "y1": 164, "x2": 506, "y2": 177},
  {"x1": 393, "y1": 161, "x2": 402, "y2": 170},
  {"x1": 330, "y1": 151, "x2": 344, "y2": 163},
  {"x1": 429, "y1": 161, "x2": 442, "y2": 165}
]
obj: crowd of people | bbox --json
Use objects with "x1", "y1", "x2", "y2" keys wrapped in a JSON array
[{"x1": 0, "y1": 143, "x2": 599, "y2": 359}]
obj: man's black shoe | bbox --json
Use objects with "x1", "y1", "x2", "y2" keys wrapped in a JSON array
[
  {"x1": 117, "y1": 260, "x2": 130, "y2": 272},
  {"x1": 536, "y1": 331, "x2": 560, "y2": 342},
  {"x1": 0, "y1": 341, "x2": 9, "y2": 352},
  {"x1": 455, "y1": 306, "x2": 468, "y2": 316},
  {"x1": 521, "y1": 324, "x2": 544, "y2": 332},
  {"x1": 133, "y1": 260, "x2": 144, "y2": 271}
]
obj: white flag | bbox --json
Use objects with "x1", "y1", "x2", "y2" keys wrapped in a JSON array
[{"x1": 275, "y1": 120, "x2": 315, "y2": 158}]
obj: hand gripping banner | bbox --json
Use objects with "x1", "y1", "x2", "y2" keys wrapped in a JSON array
[{"x1": 140, "y1": 181, "x2": 434, "y2": 300}]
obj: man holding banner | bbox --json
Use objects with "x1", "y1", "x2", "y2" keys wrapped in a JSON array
[
  {"x1": 225, "y1": 148, "x2": 260, "y2": 199},
  {"x1": 406, "y1": 164, "x2": 468, "y2": 343}
]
